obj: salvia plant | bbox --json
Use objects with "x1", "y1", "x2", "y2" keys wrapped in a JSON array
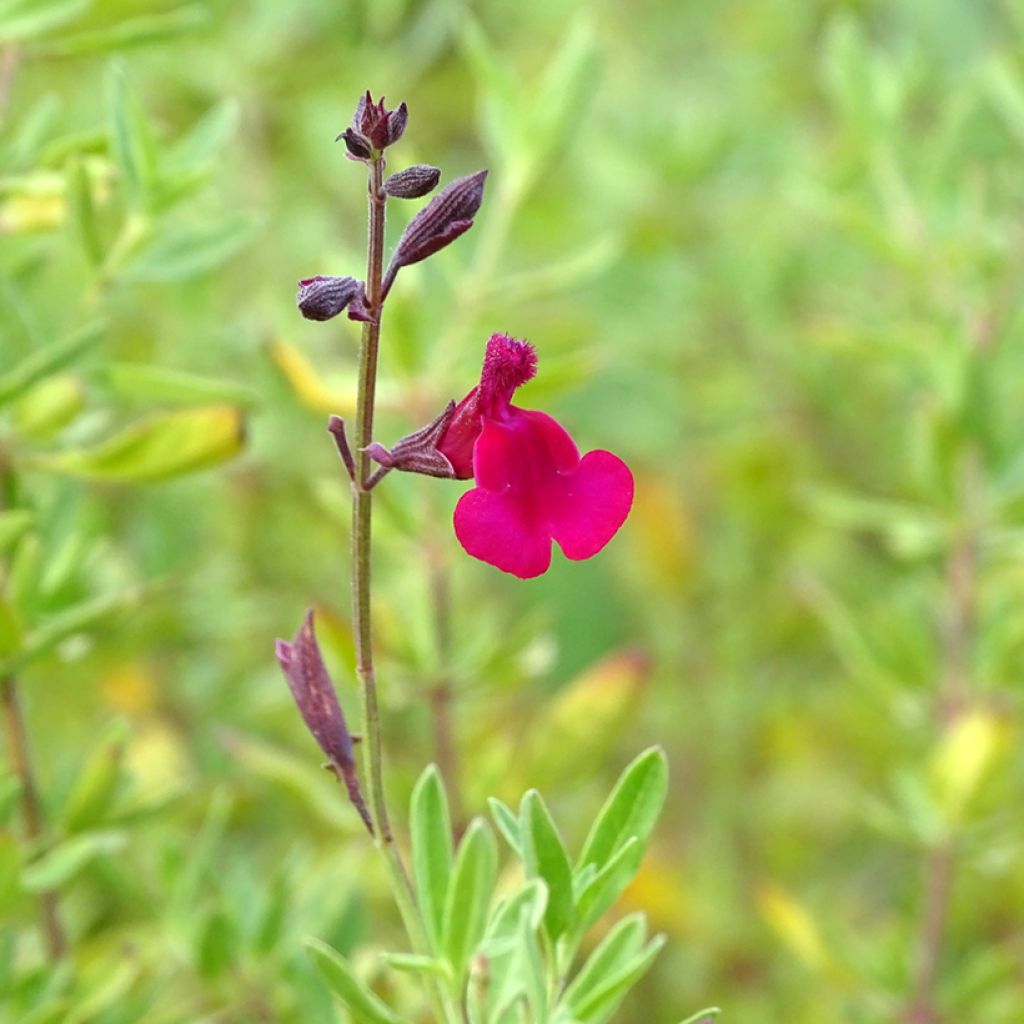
[{"x1": 277, "y1": 92, "x2": 714, "y2": 1024}]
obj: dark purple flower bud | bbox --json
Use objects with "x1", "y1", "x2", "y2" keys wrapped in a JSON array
[
  {"x1": 364, "y1": 401, "x2": 458, "y2": 479},
  {"x1": 384, "y1": 164, "x2": 441, "y2": 199},
  {"x1": 297, "y1": 275, "x2": 360, "y2": 321},
  {"x1": 340, "y1": 91, "x2": 407, "y2": 155},
  {"x1": 276, "y1": 611, "x2": 372, "y2": 833},
  {"x1": 338, "y1": 127, "x2": 372, "y2": 161},
  {"x1": 384, "y1": 102, "x2": 408, "y2": 147},
  {"x1": 384, "y1": 170, "x2": 488, "y2": 291}
]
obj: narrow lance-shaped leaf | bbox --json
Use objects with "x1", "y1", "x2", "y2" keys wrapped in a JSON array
[
  {"x1": 561, "y1": 912, "x2": 647, "y2": 1010},
  {"x1": 33, "y1": 4, "x2": 208, "y2": 58},
  {"x1": 0, "y1": 319, "x2": 104, "y2": 408},
  {"x1": 578, "y1": 746, "x2": 668, "y2": 871},
  {"x1": 568, "y1": 934, "x2": 666, "y2": 1023},
  {"x1": 410, "y1": 764, "x2": 454, "y2": 951},
  {"x1": 305, "y1": 938, "x2": 402, "y2": 1024},
  {"x1": 441, "y1": 817, "x2": 498, "y2": 980},
  {"x1": 66, "y1": 156, "x2": 103, "y2": 265},
  {"x1": 520, "y1": 789, "x2": 574, "y2": 942},
  {"x1": 106, "y1": 63, "x2": 158, "y2": 206}
]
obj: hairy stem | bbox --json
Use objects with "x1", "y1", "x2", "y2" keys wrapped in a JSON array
[
  {"x1": 2, "y1": 676, "x2": 67, "y2": 960},
  {"x1": 350, "y1": 149, "x2": 461, "y2": 1024},
  {"x1": 352, "y1": 155, "x2": 415, "y2": 901}
]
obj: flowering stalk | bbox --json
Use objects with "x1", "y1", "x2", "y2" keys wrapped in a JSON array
[{"x1": 352, "y1": 152, "x2": 409, "y2": 875}]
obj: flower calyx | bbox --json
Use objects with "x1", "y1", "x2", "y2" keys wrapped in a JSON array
[
  {"x1": 364, "y1": 401, "x2": 459, "y2": 479},
  {"x1": 296, "y1": 275, "x2": 361, "y2": 321},
  {"x1": 383, "y1": 170, "x2": 488, "y2": 295},
  {"x1": 384, "y1": 163, "x2": 441, "y2": 199},
  {"x1": 337, "y1": 91, "x2": 407, "y2": 160},
  {"x1": 275, "y1": 611, "x2": 372, "y2": 833}
]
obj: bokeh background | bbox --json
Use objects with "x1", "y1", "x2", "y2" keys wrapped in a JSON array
[{"x1": 2, "y1": 0, "x2": 1024, "y2": 1021}]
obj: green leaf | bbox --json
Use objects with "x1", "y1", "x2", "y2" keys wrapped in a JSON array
[
  {"x1": 5, "y1": 531, "x2": 41, "y2": 613},
  {"x1": 66, "y1": 157, "x2": 103, "y2": 265},
  {"x1": 30, "y1": 404, "x2": 245, "y2": 482},
  {"x1": 528, "y1": 17, "x2": 599, "y2": 178},
  {"x1": 484, "y1": 879, "x2": 548, "y2": 945},
  {"x1": 0, "y1": 834, "x2": 20, "y2": 912},
  {"x1": 305, "y1": 937, "x2": 402, "y2": 1024},
  {"x1": 121, "y1": 214, "x2": 257, "y2": 281},
  {"x1": 480, "y1": 880, "x2": 548, "y2": 1022},
  {"x1": 520, "y1": 789, "x2": 574, "y2": 942},
  {"x1": 489, "y1": 796, "x2": 522, "y2": 856},
  {"x1": 33, "y1": 4, "x2": 207, "y2": 57},
  {"x1": 60, "y1": 718, "x2": 130, "y2": 833},
  {"x1": 567, "y1": 934, "x2": 665, "y2": 1023},
  {"x1": 441, "y1": 817, "x2": 498, "y2": 980},
  {"x1": 517, "y1": 905, "x2": 549, "y2": 1023},
  {"x1": 378, "y1": 952, "x2": 453, "y2": 981},
  {"x1": 97, "y1": 362, "x2": 259, "y2": 409},
  {"x1": 677, "y1": 1009, "x2": 721, "y2": 1024},
  {"x1": 197, "y1": 907, "x2": 238, "y2": 979},
  {"x1": 561, "y1": 913, "x2": 646, "y2": 1010},
  {"x1": 578, "y1": 747, "x2": 667, "y2": 872},
  {"x1": 0, "y1": 510, "x2": 32, "y2": 555},
  {"x1": 0, "y1": 587, "x2": 141, "y2": 677},
  {"x1": 12, "y1": 374, "x2": 84, "y2": 440},
  {"x1": 106, "y1": 63, "x2": 158, "y2": 207},
  {"x1": 575, "y1": 836, "x2": 640, "y2": 932},
  {"x1": 21, "y1": 830, "x2": 126, "y2": 891},
  {"x1": 63, "y1": 959, "x2": 139, "y2": 1024},
  {"x1": 0, "y1": 0, "x2": 90, "y2": 42},
  {"x1": 0, "y1": 319, "x2": 104, "y2": 408},
  {"x1": 167, "y1": 99, "x2": 240, "y2": 174},
  {"x1": 0, "y1": 594, "x2": 23, "y2": 658},
  {"x1": 410, "y1": 764, "x2": 454, "y2": 952},
  {"x1": 0, "y1": 773, "x2": 21, "y2": 826}
]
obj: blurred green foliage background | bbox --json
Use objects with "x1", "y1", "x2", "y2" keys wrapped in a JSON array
[{"x1": 2, "y1": 0, "x2": 1024, "y2": 1020}]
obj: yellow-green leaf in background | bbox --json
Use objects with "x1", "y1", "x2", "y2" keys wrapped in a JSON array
[
  {"x1": 12, "y1": 373, "x2": 84, "y2": 439},
  {"x1": 30, "y1": 404, "x2": 245, "y2": 482},
  {"x1": 756, "y1": 881, "x2": 831, "y2": 974},
  {"x1": 269, "y1": 340, "x2": 357, "y2": 416},
  {"x1": 930, "y1": 707, "x2": 1005, "y2": 825},
  {"x1": 61, "y1": 718, "x2": 131, "y2": 833}
]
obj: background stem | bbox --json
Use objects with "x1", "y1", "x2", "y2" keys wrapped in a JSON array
[
  {"x1": 2, "y1": 676, "x2": 66, "y2": 959},
  {"x1": 904, "y1": 439, "x2": 982, "y2": 1023}
]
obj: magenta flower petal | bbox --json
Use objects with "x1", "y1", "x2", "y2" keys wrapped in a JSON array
[
  {"x1": 548, "y1": 449, "x2": 634, "y2": 561},
  {"x1": 454, "y1": 487, "x2": 554, "y2": 579},
  {"x1": 454, "y1": 405, "x2": 634, "y2": 578}
]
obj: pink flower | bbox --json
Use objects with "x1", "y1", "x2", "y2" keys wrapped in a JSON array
[{"x1": 440, "y1": 334, "x2": 634, "y2": 579}]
